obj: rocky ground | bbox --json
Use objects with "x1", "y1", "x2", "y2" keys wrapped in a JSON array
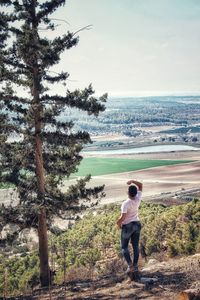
[{"x1": 29, "y1": 254, "x2": 200, "y2": 300}]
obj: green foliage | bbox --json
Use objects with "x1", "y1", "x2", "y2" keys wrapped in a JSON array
[
  {"x1": 140, "y1": 200, "x2": 200, "y2": 257},
  {"x1": 73, "y1": 158, "x2": 193, "y2": 177},
  {"x1": 0, "y1": 253, "x2": 39, "y2": 296},
  {"x1": 52, "y1": 199, "x2": 200, "y2": 281},
  {"x1": 0, "y1": 0, "x2": 106, "y2": 231},
  {"x1": 0, "y1": 0, "x2": 106, "y2": 286},
  {"x1": 60, "y1": 97, "x2": 200, "y2": 136},
  {"x1": 0, "y1": 199, "x2": 199, "y2": 296},
  {"x1": 0, "y1": 183, "x2": 14, "y2": 189},
  {"x1": 54, "y1": 205, "x2": 120, "y2": 278}
]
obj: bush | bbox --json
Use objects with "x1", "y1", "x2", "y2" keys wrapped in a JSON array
[
  {"x1": 169, "y1": 243, "x2": 180, "y2": 257},
  {"x1": 0, "y1": 199, "x2": 199, "y2": 296}
]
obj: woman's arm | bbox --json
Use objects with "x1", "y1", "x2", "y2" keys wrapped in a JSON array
[
  {"x1": 127, "y1": 179, "x2": 143, "y2": 191},
  {"x1": 116, "y1": 213, "x2": 126, "y2": 229}
]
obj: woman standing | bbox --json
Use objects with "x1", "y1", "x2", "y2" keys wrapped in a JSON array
[{"x1": 116, "y1": 179, "x2": 143, "y2": 275}]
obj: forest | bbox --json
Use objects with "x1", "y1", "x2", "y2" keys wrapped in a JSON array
[{"x1": 60, "y1": 96, "x2": 200, "y2": 137}]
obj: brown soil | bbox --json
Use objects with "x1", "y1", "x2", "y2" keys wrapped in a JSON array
[
  {"x1": 61, "y1": 150, "x2": 200, "y2": 206},
  {"x1": 31, "y1": 254, "x2": 200, "y2": 300},
  {"x1": 87, "y1": 160, "x2": 200, "y2": 206}
]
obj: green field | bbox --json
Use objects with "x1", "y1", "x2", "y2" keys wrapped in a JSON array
[
  {"x1": 0, "y1": 159, "x2": 194, "y2": 189},
  {"x1": 74, "y1": 158, "x2": 193, "y2": 177}
]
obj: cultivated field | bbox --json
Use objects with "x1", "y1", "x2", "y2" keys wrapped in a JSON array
[
  {"x1": 1, "y1": 150, "x2": 199, "y2": 209},
  {"x1": 89, "y1": 160, "x2": 200, "y2": 205},
  {"x1": 62, "y1": 150, "x2": 200, "y2": 206},
  {"x1": 73, "y1": 157, "x2": 193, "y2": 177}
]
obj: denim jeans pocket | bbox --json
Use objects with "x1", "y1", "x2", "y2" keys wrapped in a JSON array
[
  {"x1": 134, "y1": 222, "x2": 142, "y2": 231},
  {"x1": 121, "y1": 226, "x2": 131, "y2": 239},
  {"x1": 122, "y1": 222, "x2": 141, "y2": 239}
]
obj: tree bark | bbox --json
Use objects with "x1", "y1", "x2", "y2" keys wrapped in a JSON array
[
  {"x1": 32, "y1": 17, "x2": 50, "y2": 284},
  {"x1": 34, "y1": 90, "x2": 50, "y2": 287},
  {"x1": 35, "y1": 115, "x2": 50, "y2": 287},
  {"x1": 38, "y1": 207, "x2": 50, "y2": 287}
]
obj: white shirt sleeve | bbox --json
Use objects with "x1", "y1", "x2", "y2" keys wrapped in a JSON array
[{"x1": 135, "y1": 191, "x2": 142, "y2": 201}]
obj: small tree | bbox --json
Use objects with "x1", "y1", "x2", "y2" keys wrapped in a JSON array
[{"x1": 0, "y1": 0, "x2": 107, "y2": 287}]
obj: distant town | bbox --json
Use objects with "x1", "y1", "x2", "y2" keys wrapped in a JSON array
[{"x1": 61, "y1": 96, "x2": 200, "y2": 150}]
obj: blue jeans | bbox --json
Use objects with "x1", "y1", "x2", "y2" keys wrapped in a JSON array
[{"x1": 121, "y1": 221, "x2": 141, "y2": 266}]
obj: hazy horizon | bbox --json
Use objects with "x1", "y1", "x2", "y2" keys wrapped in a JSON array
[{"x1": 99, "y1": 91, "x2": 200, "y2": 98}]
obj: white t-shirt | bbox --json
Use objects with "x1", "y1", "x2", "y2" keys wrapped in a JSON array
[{"x1": 121, "y1": 191, "x2": 142, "y2": 225}]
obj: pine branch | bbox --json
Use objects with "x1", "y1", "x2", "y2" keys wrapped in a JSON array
[
  {"x1": 0, "y1": 1, "x2": 12, "y2": 6},
  {"x1": 43, "y1": 72, "x2": 69, "y2": 83},
  {"x1": 42, "y1": 131, "x2": 91, "y2": 146},
  {"x1": 41, "y1": 85, "x2": 107, "y2": 115},
  {"x1": 43, "y1": 152, "x2": 82, "y2": 176},
  {"x1": 0, "y1": 203, "x2": 39, "y2": 229},
  {"x1": 37, "y1": 0, "x2": 66, "y2": 21},
  {"x1": 38, "y1": 33, "x2": 78, "y2": 69},
  {"x1": 44, "y1": 176, "x2": 105, "y2": 214},
  {"x1": 3, "y1": 56, "x2": 29, "y2": 71}
]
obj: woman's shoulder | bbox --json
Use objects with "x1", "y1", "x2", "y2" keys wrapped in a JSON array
[{"x1": 135, "y1": 191, "x2": 142, "y2": 200}]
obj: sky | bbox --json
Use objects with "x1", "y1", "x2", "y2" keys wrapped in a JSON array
[{"x1": 11, "y1": 0, "x2": 200, "y2": 97}]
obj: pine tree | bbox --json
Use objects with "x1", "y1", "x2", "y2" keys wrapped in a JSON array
[{"x1": 0, "y1": 0, "x2": 107, "y2": 287}]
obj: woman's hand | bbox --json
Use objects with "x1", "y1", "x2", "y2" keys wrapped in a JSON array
[{"x1": 127, "y1": 180, "x2": 133, "y2": 185}]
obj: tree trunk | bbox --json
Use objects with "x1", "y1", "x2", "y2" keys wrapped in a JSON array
[
  {"x1": 35, "y1": 132, "x2": 50, "y2": 286},
  {"x1": 33, "y1": 66, "x2": 50, "y2": 286},
  {"x1": 34, "y1": 109, "x2": 50, "y2": 287},
  {"x1": 38, "y1": 207, "x2": 50, "y2": 287}
]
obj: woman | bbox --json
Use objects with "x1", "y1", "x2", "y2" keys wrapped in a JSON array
[{"x1": 116, "y1": 179, "x2": 143, "y2": 274}]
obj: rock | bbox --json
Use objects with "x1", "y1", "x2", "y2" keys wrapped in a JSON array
[
  {"x1": 191, "y1": 253, "x2": 200, "y2": 259},
  {"x1": 142, "y1": 259, "x2": 160, "y2": 272},
  {"x1": 140, "y1": 277, "x2": 158, "y2": 284},
  {"x1": 177, "y1": 289, "x2": 200, "y2": 300},
  {"x1": 140, "y1": 277, "x2": 158, "y2": 290},
  {"x1": 146, "y1": 259, "x2": 159, "y2": 266},
  {"x1": 142, "y1": 259, "x2": 167, "y2": 272}
]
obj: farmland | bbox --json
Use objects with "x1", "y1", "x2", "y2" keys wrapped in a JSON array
[
  {"x1": 73, "y1": 157, "x2": 193, "y2": 177},
  {"x1": 59, "y1": 149, "x2": 200, "y2": 207}
]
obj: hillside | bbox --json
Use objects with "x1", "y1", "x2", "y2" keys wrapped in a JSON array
[
  {"x1": 31, "y1": 254, "x2": 200, "y2": 300},
  {"x1": 0, "y1": 200, "x2": 199, "y2": 299}
]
